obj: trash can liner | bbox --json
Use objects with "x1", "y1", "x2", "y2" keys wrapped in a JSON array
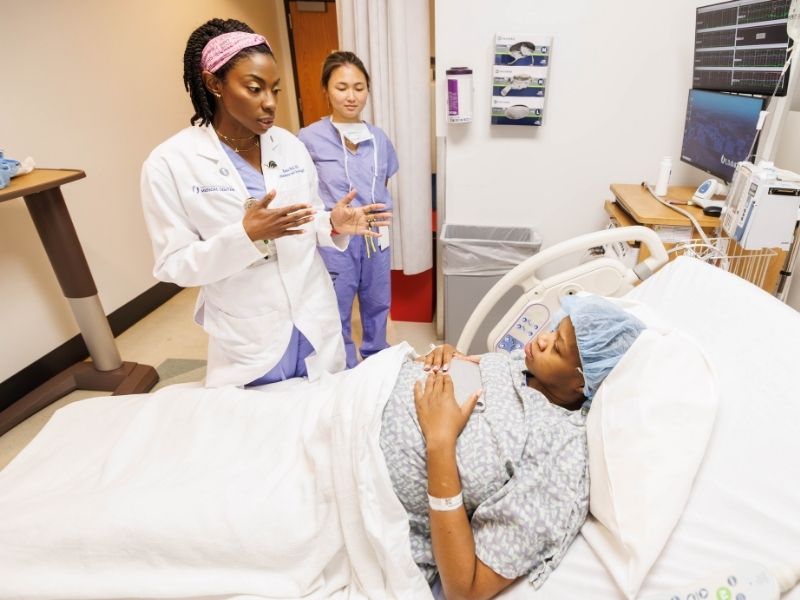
[{"x1": 441, "y1": 224, "x2": 541, "y2": 276}]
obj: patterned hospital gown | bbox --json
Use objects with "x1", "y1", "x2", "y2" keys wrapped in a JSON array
[{"x1": 379, "y1": 350, "x2": 589, "y2": 588}]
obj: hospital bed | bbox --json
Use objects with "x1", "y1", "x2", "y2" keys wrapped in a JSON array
[
  {"x1": 458, "y1": 226, "x2": 800, "y2": 600},
  {"x1": 0, "y1": 226, "x2": 798, "y2": 599}
]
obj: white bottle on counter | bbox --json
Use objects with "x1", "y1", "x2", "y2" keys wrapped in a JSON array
[{"x1": 655, "y1": 157, "x2": 672, "y2": 197}]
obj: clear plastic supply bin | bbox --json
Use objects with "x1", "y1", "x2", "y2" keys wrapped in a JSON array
[{"x1": 441, "y1": 224, "x2": 541, "y2": 354}]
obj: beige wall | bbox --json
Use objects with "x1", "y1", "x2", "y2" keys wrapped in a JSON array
[{"x1": 0, "y1": 0, "x2": 299, "y2": 383}]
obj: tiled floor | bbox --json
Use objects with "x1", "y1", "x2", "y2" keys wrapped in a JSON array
[{"x1": 0, "y1": 288, "x2": 439, "y2": 470}]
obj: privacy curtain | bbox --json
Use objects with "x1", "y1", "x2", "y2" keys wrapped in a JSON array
[{"x1": 337, "y1": 0, "x2": 433, "y2": 274}]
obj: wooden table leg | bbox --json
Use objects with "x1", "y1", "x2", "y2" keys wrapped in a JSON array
[{"x1": 0, "y1": 186, "x2": 159, "y2": 435}]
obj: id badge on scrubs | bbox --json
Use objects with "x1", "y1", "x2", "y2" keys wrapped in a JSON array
[{"x1": 378, "y1": 225, "x2": 390, "y2": 250}]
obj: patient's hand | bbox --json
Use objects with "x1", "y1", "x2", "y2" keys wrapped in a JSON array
[
  {"x1": 414, "y1": 371, "x2": 481, "y2": 449},
  {"x1": 417, "y1": 344, "x2": 481, "y2": 372}
]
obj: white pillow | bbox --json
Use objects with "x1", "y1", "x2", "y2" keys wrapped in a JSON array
[{"x1": 581, "y1": 318, "x2": 719, "y2": 599}]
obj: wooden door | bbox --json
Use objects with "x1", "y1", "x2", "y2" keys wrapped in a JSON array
[{"x1": 286, "y1": 0, "x2": 339, "y2": 127}]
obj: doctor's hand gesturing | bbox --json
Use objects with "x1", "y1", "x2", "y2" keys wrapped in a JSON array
[
  {"x1": 329, "y1": 189, "x2": 392, "y2": 236},
  {"x1": 242, "y1": 189, "x2": 317, "y2": 241}
]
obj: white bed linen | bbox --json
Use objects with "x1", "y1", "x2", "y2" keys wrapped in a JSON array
[
  {"x1": 2, "y1": 257, "x2": 798, "y2": 600},
  {"x1": 498, "y1": 256, "x2": 800, "y2": 599},
  {"x1": 0, "y1": 344, "x2": 433, "y2": 600},
  {"x1": 582, "y1": 325, "x2": 719, "y2": 599}
]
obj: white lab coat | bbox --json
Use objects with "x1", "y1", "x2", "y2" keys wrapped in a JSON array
[{"x1": 141, "y1": 125, "x2": 348, "y2": 387}]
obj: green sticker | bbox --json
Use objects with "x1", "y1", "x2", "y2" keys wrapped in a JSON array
[{"x1": 716, "y1": 588, "x2": 732, "y2": 600}]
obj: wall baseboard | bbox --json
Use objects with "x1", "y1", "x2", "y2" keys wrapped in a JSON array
[{"x1": 0, "y1": 282, "x2": 182, "y2": 412}]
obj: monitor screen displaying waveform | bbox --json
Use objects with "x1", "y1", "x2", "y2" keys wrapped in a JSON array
[{"x1": 694, "y1": 0, "x2": 792, "y2": 95}]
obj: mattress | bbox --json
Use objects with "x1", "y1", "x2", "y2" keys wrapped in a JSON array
[{"x1": 499, "y1": 256, "x2": 800, "y2": 599}]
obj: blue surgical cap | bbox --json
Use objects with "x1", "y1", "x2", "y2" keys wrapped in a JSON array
[{"x1": 553, "y1": 295, "x2": 646, "y2": 401}]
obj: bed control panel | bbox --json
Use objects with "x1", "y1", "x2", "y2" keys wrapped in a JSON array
[
  {"x1": 494, "y1": 302, "x2": 552, "y2": 353},
  {"x1": 641, "y1": 561, "x2": 782, "y2": 600}
]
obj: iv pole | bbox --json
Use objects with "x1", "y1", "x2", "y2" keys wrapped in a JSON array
[{"x1": 760, "y1": 3, "x2": 800, "y2": 302}]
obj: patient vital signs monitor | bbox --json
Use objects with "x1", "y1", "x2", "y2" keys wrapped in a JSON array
[
  {"x1": 680, "y1": 89, "x2": 765, "y2": 183},
  {"x1": 694, "y1": 0, "x2": 794, "y2": 96}
]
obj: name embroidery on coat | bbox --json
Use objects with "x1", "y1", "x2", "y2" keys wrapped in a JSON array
[
  {"x1": 279, "y1": 165, "x2": 304, "y2": 179},
  {"x1": 192, "y1": 184, "x2": 236, "y2": 194}
]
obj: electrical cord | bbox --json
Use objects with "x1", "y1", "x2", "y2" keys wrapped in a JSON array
[
  {"x1": 636, "y1": 39, "x2": 797, "y2": 268},
  {"x1": 642, "y1": 182, "x2": 714, "y2": 247}
]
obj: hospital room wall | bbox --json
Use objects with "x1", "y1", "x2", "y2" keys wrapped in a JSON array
[
  {"x1": 775, "y1": 109, "x2": 800, "y2": 311},
  {"x1": 0, "y1": 1, "x2": 298, "y2": 384},
  {"x1": 434, "y1": 0, "x2": 800, "y2": 284}
]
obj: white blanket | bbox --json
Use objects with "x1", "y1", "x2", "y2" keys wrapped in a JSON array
[{"x1": 0, "y1": 344, "x2": 433, "y2": 600}]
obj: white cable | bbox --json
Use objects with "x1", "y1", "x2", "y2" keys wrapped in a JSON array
[{"x1": 644, "y1": 183, "x2": 714, "y2": 247}]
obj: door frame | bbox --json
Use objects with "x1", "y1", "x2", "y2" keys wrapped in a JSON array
[{"x1": 283, "y1": 0, "x2": 338, "y2": 127}]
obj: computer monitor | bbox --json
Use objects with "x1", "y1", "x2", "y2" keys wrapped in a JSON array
[{"x1": 679, "y1": 89, "x2": 765, "y2": 183}]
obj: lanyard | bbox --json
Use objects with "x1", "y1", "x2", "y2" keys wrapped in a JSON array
[
  {"x1": 334, "y1": 121, "x2": 381, "y2": 256},
  {"x1": 334, "y1": 120, "x2": 379, "y2": 206}
]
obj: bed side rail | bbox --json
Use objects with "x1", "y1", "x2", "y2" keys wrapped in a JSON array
[{"x1": 456, "y1": 226, "x2": 667, "y2": 353}]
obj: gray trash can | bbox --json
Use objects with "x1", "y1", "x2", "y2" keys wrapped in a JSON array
[{"x1": 441, "y1": 224, "x2": 542, "y2": 355}]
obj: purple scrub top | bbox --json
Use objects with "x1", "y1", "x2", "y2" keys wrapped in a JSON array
[{"x1": 298, "y1": 118, "x2": 398, "y2": 211}]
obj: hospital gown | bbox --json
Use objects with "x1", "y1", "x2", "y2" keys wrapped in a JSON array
[{"x1": 379, "y1": 350, "x2": 589, "y2": 588}]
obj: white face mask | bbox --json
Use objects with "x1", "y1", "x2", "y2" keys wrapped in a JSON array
[
  {"x1": 331, "y1": 118, "x2": 380, "y2": 211},
  {"x1": 332, "y1": 120, "x2": 374, "y2": 145}
]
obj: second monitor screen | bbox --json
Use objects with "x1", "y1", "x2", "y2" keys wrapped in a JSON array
[{"x1": 680, "y1": 89, "x2": 765, "y2": 183}]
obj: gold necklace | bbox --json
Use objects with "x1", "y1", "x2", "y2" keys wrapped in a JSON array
[
  {"x1": 216, "y1": 129, "x2": 256, "y2": 142},
  {"x1": 216, "y1": 130, "x2": 260, "y2": 153}
]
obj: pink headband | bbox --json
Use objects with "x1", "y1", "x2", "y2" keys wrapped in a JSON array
[{"x1": 200, "y1": 32, "x2": 271, "y2": 73}]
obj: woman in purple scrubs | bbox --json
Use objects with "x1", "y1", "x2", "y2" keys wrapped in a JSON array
[{"x1": 298, "y1": 52, "x2": 399, "y2": 368}]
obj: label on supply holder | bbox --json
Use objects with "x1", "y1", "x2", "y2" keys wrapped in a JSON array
[{"x1": 490, "y1": 97, "x2": 544, "y2": 126}]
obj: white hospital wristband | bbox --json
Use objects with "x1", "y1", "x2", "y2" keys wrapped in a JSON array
[{"x1": 428, "y1": 492, "x2": 464, "y2": 512}]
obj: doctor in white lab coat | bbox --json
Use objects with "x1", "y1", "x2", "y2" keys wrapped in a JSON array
[{"x1": 140, "y1": 18, "x2": 390, "y2": 387}]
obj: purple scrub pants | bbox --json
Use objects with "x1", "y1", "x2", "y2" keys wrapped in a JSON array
[
  {"x1": 246, "y1": 326, "x2": 313, "y2": 386},
  {"x1": 319, "y1": 236, "x2": 391, "y2": 368}
]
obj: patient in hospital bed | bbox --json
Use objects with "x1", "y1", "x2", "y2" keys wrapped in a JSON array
[
  {"x1": 380, "y1": 295, "x2": 647, "y2": 599},
  {"x1": 0, "y1": 295, "x2": 646, "y2": 600}
]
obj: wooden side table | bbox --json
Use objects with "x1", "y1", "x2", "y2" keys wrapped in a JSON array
[
  {"x1": 0, "y1": 169, "x2": 158, "y2": 435},
  {"x1": 605, "y1": 183, "x2": 787, "y2": 293},
  {"x1": 609, "y1": 183, "x2": 721, "y2": 228}
]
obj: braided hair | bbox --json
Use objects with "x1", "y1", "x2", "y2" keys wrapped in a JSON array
[{"x1": 183, "y1": 18, "x2": 273, "y2": 126}]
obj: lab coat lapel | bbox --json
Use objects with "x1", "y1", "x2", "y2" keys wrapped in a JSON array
[
  {"x1": 194, "y1": 126, "x2": 251, "y2": 205},
  {"x1": 260, "y1": 133, "x2": 281, "y2": 198},
  {"x1": 267, "y1": 131, "x2": 320, "y2": 330},
  {"x1": 262, "y1": 130, "x2": 313, "y2": 312}
]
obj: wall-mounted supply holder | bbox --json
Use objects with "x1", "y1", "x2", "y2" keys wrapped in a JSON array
[{"x1": 492, "y1": 33, "x2": 552, "y2": 126}]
